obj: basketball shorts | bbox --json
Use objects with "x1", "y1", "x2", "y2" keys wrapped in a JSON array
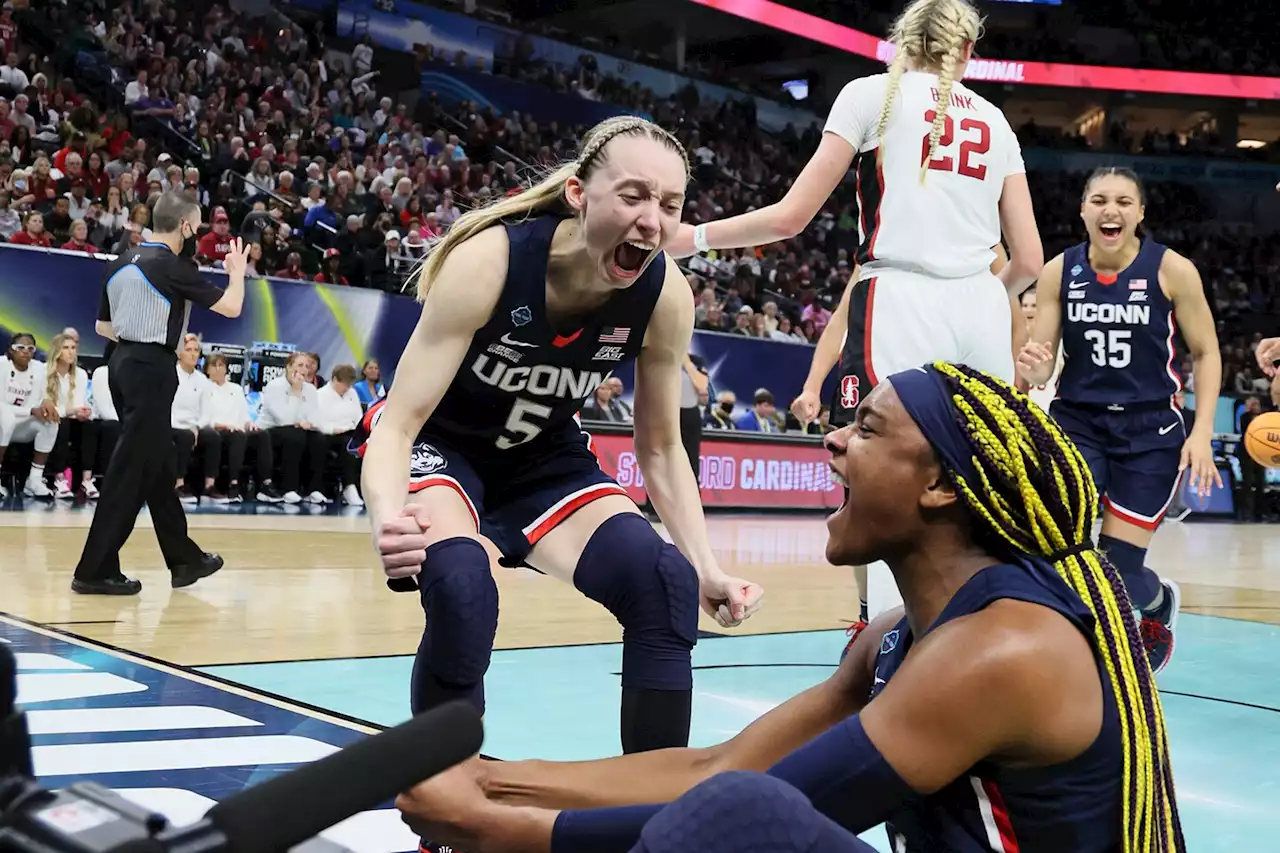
[
  {"x1": 1050, "y1": 399, "x2": 1187, "y2": 531},
  {"x1": 352, "y1": 408, "x2": 629, "y2": 566},
  {"x1": 830, "y1": 269, "x2": 1014, "y2": 427}
]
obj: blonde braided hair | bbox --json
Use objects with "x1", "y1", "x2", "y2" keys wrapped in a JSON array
[
  {"x1": 874, "y1": 0, "x2": 984, "y2": 184},
  {"x1": 413, "y1": 116, "x2": 689, "y2": 302}
]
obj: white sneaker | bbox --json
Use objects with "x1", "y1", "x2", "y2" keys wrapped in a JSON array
[
  {"x1": 0, "y1": 482, "x2": 8, "y2": 499},
  {"x1": 82, "y1": 480, "x2": 99, "y2": 499},
  {"x1": 24, "y1": 478, "x2": 52, "y2": 498},
  {"x1": 305, "y1": 490, "x2": 331, "y2": 504},
  {"x1": 282, "y1": 490, "x2": 302, "y2": 504},
  {"x1": 342, "y1": 484, "x2": 364, "y2": 507},
  {"x1": 54, "y1": 476, "x2": 74, "y2": 499}
]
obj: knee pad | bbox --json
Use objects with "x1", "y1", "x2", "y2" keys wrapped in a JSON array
[
  {"x1": 573, "y1": 513, "x2": 698, "y2": 690},
  {"x1": 637, "y1": 772, "x2": 826, "y2": 853},
  {"x1": 418, "y1": 537, "x2": 499, "y2": 687}
]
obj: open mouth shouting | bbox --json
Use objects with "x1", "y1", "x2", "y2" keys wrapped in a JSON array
[
  {"x1": 611, "y1": 239, "x2": 656, "y2": 279},
  {"x1": 1098, "y1": 222, "x2": 1124, "y2": 242}
]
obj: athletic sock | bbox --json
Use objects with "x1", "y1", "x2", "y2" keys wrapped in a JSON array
[
  {"x1": 1098, "y1": 534, "x2": 1161, "y2": 612},
  {"x1": 621, "y1": 687, "x2": 692, "y2": 753},
  {"x1": 859, "y1": 597, "x2": 869, "y2": 624}
]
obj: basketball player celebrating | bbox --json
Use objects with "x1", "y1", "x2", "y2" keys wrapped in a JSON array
[
  {"x1": 717, "y1": 0, "x2": 1041, "y2": 647},
  {"x1": 1018, "y1": 167, "x2": 1222, "y2": 674},
  {"x1": 359, "y1": 118, "x2": 763, "y2": 773},
  {"x1": 396, "y1": 364, "x2": 1183, "y2": 853}
]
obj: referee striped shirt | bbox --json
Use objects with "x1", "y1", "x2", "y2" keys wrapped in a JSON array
[{"x1": 97, "y1": 242, "x2": 225, "y2": 350}]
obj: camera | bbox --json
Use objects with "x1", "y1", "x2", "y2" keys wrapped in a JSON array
[{"x1": 1, "y1": 644, "x2": 482, "y2": 852}]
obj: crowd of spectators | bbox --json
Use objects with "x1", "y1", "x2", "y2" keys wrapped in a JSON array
[{"x1": 2, "y1": 0, "x2": 1277, "y2": 411}]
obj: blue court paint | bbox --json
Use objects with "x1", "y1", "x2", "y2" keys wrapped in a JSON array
[
  {"x1": 1, "y1": 617, "x2": 419, "y2": 853},
  {"x1": 204, "y1": 617, "x2": 1280, "y2": 853}
]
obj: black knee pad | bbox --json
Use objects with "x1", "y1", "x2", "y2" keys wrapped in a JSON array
[
  {"x1": 418, "y1": 537, "x2": 499, "y2": 687},
  {"x1": 573, "y1": 513, "x2": 698, "y2": 690},
  {"x1": 637, "y1": 772, "x2": 842, "y2": 853}
]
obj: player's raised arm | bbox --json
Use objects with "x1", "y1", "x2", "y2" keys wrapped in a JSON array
[
  {"x1": 1016, "y1": 253, "x2": 1064, "y2": 387},
  {"x1": 1161, "y1": 249, "x2": 1223, "y2": 497},
  {"x1": 632, "y1": 256, "x2": 763, "y2": 626},
  {"x1": 360, "y1": 227, "x2": 508, "y2": 571}
]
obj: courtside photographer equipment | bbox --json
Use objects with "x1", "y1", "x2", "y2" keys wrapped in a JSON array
[{"x1": 0, "y1": 644, "x2": 483, "y2": 852}]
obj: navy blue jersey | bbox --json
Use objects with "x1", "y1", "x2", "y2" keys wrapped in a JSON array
[
  {"x1": 1056, "y1": 240, "x2": 1181, "y2": 406},
  {"x1": 871, "y1": 561, "x2": 1123, "y2": 853},
  {"x1": 423, "y1": 215, "x2": 666, "y2": 458}
]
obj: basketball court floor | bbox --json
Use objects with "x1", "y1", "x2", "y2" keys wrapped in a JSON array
[{"x1": 2, "y1": 501, "x2": 1277, "y2": 851}]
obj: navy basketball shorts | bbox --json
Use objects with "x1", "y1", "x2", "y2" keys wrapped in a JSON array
[
  {"x1": 1049, "y1": 399, "x2": 1186, "y2": 531},
  {"x1": 402, "y1": 429, "x2": 628, "y2": 567}
]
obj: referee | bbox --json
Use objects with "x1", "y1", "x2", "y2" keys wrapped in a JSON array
[{"x1": 72, "y1": 192, "x2": 251, "y2": 595}]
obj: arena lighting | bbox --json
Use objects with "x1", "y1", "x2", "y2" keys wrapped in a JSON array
[
  {"x1": 687, "y1": 0, "x2": 1280, "y2": 100},
  {"x1": 1236, "y1": 139, "x2": 1267, "y2": 148}
]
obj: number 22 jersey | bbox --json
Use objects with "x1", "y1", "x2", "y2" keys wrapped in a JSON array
[{"x1": 823, "y1": 70, "x2": 1024, "y2": 280}]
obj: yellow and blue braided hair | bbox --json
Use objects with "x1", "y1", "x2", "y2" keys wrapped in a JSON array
[{"x1": 929, "y1": 361, "x2": 1184, "y2": 853}]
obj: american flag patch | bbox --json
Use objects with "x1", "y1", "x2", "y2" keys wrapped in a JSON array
[
  {"x1": 598, "y1": 327, "x2": 630, "y2": 344},
  {"x1": 1129, "y1": 279, "x2": 1147, "y2": 290}
]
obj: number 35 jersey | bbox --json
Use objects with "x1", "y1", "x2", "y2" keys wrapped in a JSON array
[
  {"x1": 1056, "y1": 239, "x2": 1180, "y2": 406},
  {"x1": 394, "y1": 215, "x2": 665, "y2": 459},
  {"x1": 823, "y1": 69, "x2": 1024, "y2": 280}
]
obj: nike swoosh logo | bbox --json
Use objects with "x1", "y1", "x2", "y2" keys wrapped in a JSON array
[
  {"x1": 1068, "y1": 281, "x2": 1089, "y2": 289},
  {"x1": 1159, "y1": 422, "x2": 1179, "y2": 435},
  {"x1": 500, "y1": 333, "x2": 538, "y2": 348}
]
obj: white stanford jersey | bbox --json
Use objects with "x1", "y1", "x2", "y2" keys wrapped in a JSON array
[
  {"x1": 2, "y1": 357, "x2": 42, "y2": 411},
  {"x1": 824, "y1": 70, "x2": 1024, "y2": 280}
]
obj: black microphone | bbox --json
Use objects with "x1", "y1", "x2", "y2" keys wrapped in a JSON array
[
  {"x1": 0, "y1": 642, "x2": 33, "y2": 779},
  {"x1": 155, "y1": 700, "x2": 482, "y2": 853}
]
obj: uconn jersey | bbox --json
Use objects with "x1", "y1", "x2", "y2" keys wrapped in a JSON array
[
  {"x1": 360, "y1": 215, "x2": 665, "y2": 460},
  {"x1": 870, "y1": 562, "x2": 1123, "y2": 852},
  {"x1": 824, "y1": 70, "x2": 1024, "y2": 279},
  {"x1": 1057, "y1": 241, "x2": 1180, "y2": 405}
]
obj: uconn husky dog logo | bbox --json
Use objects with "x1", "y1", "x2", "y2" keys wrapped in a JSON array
[{"x1": 410, "y1": 443, "x2": 448, "y2": 481}]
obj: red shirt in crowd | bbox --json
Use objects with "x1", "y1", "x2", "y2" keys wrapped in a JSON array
[
  {"x1": 197, "y1": 230, "x2": 232, "y2": 263},
  {"x1": 60, "y1": 239, "x2": 98, "y2": 254},
  {"x1": 313, "y1": 272, "x2": 349, "y2": 286},
  {"x1": 10, "y1": 230, "x2": 52, "y2": 247}
]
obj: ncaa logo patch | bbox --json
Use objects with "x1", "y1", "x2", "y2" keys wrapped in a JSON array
[
  {"x1": 1071, "y1": 264, "x2": 1083, "y2": 276},
  {"x1": 880, "y1": 629, "x2": 900, "y2": 655},
  {"x1": 410, "y1": 443, "x2": 448, "y2": 480},
  {"x1": 840, "y1": 374, "x2": 860, "y2": 409},
  {"x1": 511, "y1": 306, "x2": 533, "y2": 327}
]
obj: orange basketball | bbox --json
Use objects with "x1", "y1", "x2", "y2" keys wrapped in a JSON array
[{"x1": 1244, "y1": 411, "x2": 1280, "y2": 468}]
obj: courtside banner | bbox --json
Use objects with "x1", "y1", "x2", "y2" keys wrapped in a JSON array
[
  {"x1": 689, "y1": 0, "x2": 1280, "y2": 100},
  {"x1": 588, "y1": 430, "x2": 842, "y2": 510}
]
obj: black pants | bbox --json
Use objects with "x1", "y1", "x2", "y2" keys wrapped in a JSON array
[
  {"x1": 324, "y1": 431, "x2": 361, "y2": 490},
  {"x1": 49, "y1": 419, "x2": 97, "y2": 484},
  {"x1": 91, "y1": 420, "x2": 121, "y2": 478},
  {"x1": 679, "y1": 406, "x2": 702, "y2": 485},
  {"x1": 269, "y1": 425, "x2": 327, "y2": 494},
  {"x1": 74, "y1": 343, "x2": 205, "y2": 581},
  {"x1": 172, "y1": 427, "x2": 196, "y2": 483},
  {"x1": 1237, "y1": 455, "x2": 1267, "y2": 521},
  {"x1": 198, "y1": 427, "x2": 274, "y2": 486}
]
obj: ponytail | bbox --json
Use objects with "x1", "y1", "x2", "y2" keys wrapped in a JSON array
[{"x1": 413, "y1": 116, "x2": 689, "y2": 302}]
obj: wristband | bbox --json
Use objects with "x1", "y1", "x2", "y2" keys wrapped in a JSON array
[{"x1": 692, "y1": 223, "x2": 710, "y2": 253}]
